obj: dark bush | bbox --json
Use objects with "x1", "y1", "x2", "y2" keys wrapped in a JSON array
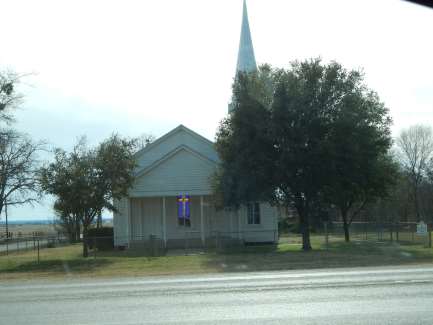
[
  {"x1": 278, "y1": 217, "x2": 291, "y2": 234},
  {"x1": 287, "y1": 222, "x2": 302, "y2": 234},
  {"x1": 284, "y1": 222, "x2": 319, "y2": 234},
  {"x1": 87, "y1": 227, "x2": 114, "y2": 251}
]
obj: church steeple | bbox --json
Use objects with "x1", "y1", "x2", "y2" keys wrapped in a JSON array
[
  {"x1": 229, "y1": 0, "x2": 257, "y2": 113},
  {"x1": 236, "y1": 0, "x2": 257, "y2": 73}
]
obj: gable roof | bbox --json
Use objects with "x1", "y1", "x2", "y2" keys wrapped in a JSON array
[
  {"x1": 134, "y1": 124, "x2": 214, "y2": 159},
  {"x1": 134, "y1": 144, "x2": 217, "y2": 179}
]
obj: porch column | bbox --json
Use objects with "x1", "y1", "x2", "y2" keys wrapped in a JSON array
[
  {"x1": 162, "y1": 196, "x2": 167, "y2": 247},
  {"x1": 229, "y1": 209, "x2": 233, "y2": 238},
  {"x1": 237, "y1": 209, "x2": 241, "y2": 240},
  {"x1": 200, "y1": 196, "x2": 205, "y2": 245},
  {"x1": 127, "y1": 198, "x2": 131, "y2": 247}
]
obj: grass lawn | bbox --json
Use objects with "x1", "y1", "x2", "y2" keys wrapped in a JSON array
[{"x1": 1, "y1": 236, "x2": 433, "y2": 281}]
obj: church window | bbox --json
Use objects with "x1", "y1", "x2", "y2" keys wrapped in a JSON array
[{"x1": 247, "y1": 202, "x2": 260, "y2": 224}]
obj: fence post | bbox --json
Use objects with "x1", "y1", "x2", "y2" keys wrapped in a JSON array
[
  {"x1": 37, "y1": 239, "x2": 40, "y2": 264},
  {"x1": 428, "y1": 229, "x2": 431, "y2": 248},
  {"x1": 93, "y1": 237, "x2": 97, "y2": 259},
  {"x1": 214, "y1": 232, "x2": 217, "y2": 251},
  {"x1": 377, "y1": 223, "x2": 380, "y2": 242},
  {"x1": 396, "y1": 223, "x2": 399, "y2": 242},
  {"x1": 6, "y1": 238, "x2": 8, "y2": 256},
  {"x1": 364, "y1": 222, "x2": 367, "y2": 241},
  {"x1": 324, "y1": 221, "x2": 329, "y2": 250},
  {"x1": 149, "y1": 235, "x2": 155, "y2": 257},
  {"x1": 390, "y1": 224, "x2": 393, "y2": 242}
]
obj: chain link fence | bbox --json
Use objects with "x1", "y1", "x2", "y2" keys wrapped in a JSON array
[
  {"x1": 1, "y1": 222, "x2": 431, "y2": 264},
  {"x1": 0, "y1": 235, "x2": 69, "y2": 263},
  {"x1": 279, "y1": 221, "x2": 433, "y2": 248}
]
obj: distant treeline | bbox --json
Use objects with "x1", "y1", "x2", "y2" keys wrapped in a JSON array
[{"x1": 0, "y1": 218, "x2": 113, "y2": 225}]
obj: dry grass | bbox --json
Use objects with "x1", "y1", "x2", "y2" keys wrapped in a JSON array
[{"x1": 1, "y1": 236, "x2": 433, "y2": 281}]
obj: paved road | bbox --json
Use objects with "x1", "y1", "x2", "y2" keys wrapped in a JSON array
[{"x1": 1, "y1": 265, "x2": 433, "y2": 324}]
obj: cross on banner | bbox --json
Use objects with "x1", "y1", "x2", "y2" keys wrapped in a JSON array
[{"x1": 177, "y1": 195, "x2": 190, "y2": 219}]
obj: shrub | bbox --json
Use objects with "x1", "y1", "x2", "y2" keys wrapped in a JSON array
[
  {"x1": 46, "y1": 241, "x2": 55, "y2": 248},
  {"x1": 87, "y1": 227, "x2": 114, "y2": 251}
]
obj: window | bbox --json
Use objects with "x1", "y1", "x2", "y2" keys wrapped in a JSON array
[
  {"x1": 247, "y1": 202, "x2": 260, "y2": 225},
  {"x1": 178, "y1": 218, "x2": 191, "y2": 227}
]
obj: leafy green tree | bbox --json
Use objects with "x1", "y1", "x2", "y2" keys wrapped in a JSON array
[
  {"x1": 40, "y1": 135, "x2": 136, "y2": 257},
  {"x1": 270, "y1": 60, "x2": 335, "y2": 250},
  {"x1": 319, "y1": 64, "x2": 395, "y2": 241},
  {"x1": 215, "y1": 59, "x2": 396, "y2": 251},
  {"x1": 326, "y1": 153, "x2": 397, "y2": 242},
  {"x1": 272, "y1": 59, "x2": 396, "y2": 246},
  {"x1": 214, "y1": 66, "x2": 276, "y2": 209}
]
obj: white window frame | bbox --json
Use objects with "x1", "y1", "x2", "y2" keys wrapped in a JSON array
[{"x1": 247, "y1": 202, "x2": 261, "y2": 225}]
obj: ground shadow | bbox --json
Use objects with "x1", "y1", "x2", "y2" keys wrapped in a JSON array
[
  {"x1": 202, "y1": 240, "x2": 433, "y2": 273},
  {"x1": 0, "y1": 256, "x2": 113, "y2": 275}
]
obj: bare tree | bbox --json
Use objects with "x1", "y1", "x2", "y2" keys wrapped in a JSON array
[
  {"x1": 134, "y1": 133, "x2": 155, "y2": 151},
  {"x1": 396, "y1": 125, "x2": 433, "y2": 221},
  {"x1": 0, "y1": 70, "x2": 25, "y2": 123},
  {"x1": 0, "y1": 129, "x2": 45, "y2": 236}
]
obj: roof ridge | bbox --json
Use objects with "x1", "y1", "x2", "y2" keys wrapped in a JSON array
[{"x1": 134, "y1": 124, "x2": 214, "y2": 159}]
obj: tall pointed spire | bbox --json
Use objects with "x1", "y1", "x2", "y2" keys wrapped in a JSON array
[
  {"x1": 229, "y1": 0, "x2": 257, "y2": 113},
  {"x1": 236, "y1": 0, "x2": 257, "y2": 73}
]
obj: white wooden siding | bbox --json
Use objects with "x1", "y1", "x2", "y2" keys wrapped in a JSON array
[
  {"x1": 136, "y1": 126, "x2": 218, "y2": 171},
  {"x1": 239, "y1": 203, "x2": 278, "y2": 242},
  {"x1": 113, "y1": 198, "x2": 128, "y2": 246},
  {"x1": 130, "y1": 197, "x2": 162, "y2": 240},
  {"x1": 116, "y1": 195, "x2": 278, "y2": 246},
  {"x1": 114, "y1": 125, "x2": 279, "y2": 247},
  {"x1": 130, "y1": 148, "x2": 216, "y2": 197},
  {"x1": 128, "y1": 196, "x2": 212, "y2": 242}
]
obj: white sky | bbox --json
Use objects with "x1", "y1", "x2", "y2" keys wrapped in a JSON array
[{"x1": 1, "y1": 0, "x2": 432, "y2": 220}]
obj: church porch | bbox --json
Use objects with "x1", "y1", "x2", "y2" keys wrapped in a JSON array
[
  {"x1": 115, "y1": 195, "x2": 278, "y2": 251},
  {"x1": 127, "y1": 195, "x2": 223, "y2": 250}
]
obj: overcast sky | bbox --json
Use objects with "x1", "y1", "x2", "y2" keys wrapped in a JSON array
[{"x1": 1, "y1": 0, "x2": 432, "y2": 221}]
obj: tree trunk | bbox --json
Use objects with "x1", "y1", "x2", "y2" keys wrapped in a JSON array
[
  {"x1": 414, "y1": 185, "x2": 421, "y2": 222},
  {"x1": 294, "y1": 195, "x2": 312, "y2": 251},
  {"x1": 4, "y1": 201, "x2": 8, "y2": 239},
  {"x1": 75, "y1": 218, "x2": 81, "y2": 243},
  {"x1": 299, "y1": 209, "x2": 312, "y2": 251},
  {"x1": 341, "y1": 209, "x2": 350, "y2": 242},
  {"x1": 82, "y1": 227, "x2": 88, "y2": 258},
  {"x1": 96, "y1": 211, "x2": 102, "y2": 228}
]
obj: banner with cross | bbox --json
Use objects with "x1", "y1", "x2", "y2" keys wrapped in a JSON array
[{"x1": 177, "y1": 195, "x2": 190, "y2": 219}]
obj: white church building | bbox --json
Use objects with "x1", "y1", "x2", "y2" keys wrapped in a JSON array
[{"x1": 113, "y1": 1, "x2": 279, "y2": 249}]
